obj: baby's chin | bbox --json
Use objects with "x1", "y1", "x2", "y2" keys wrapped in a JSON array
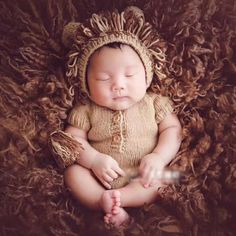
[
  {"x1": 91, "y1": 95, "x2": 145, "y2": 111},
  {"x1": 109, "y1": 104, "x2": 132, "y2": 111},
  {"x1": 99, "y1": 100, "x2": 135, "y2": 111},
  {"x1": 108, "y1": 100, "x2": 142, "y2": 111}
]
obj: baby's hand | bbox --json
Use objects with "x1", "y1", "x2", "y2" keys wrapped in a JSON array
[
  {"x1": 91, "y1": 152, "x2": 125, "y2": 189},
  {"x1": 139, "y1": 153, "x2": 166, "y2": 188}
]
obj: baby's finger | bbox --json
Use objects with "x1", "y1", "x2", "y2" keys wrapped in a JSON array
[
  {"x1": 114, "y1": 166, "x2": 126, "y2": 177},
  {"x1": 140, "y1": 170, "x2": 148, "y2": 182},
  {"x1": 103, "y1": 173, "x2": 114, "y2": 183},
  {"x1": 143, "y1": 171, "x2": 154, "y2": 188},
  {"x1": 139, "y1": 163, "x2": 150, "y2": 177},
  {"x1": 104, "y1": 182, "x2": 112, "y2": 189},
  {"x1": 100, "y1": 178, "x2": 111, "y2": 189},
  {"x1": 106, "y1": 169, "x2": 118, "y2": 179},
  {"x1": 139, "y1": 175, "x2": 148, "y2": 187}
]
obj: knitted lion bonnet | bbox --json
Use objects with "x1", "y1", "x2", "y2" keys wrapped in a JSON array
[{"x1": 62, "y1": 6, "x2": 167, "y2": 95}]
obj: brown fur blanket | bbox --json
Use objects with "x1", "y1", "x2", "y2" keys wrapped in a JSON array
[{"x1": 0, "y1": 0, "x2": 235, "y2": 235}]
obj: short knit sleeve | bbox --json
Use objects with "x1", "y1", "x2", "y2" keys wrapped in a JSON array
[
  {"x1": 67, "y1": 103, "x2": 91, "y2": 131},
  {"x1": 154, "y1": 95, "x2": 174, "y2": 123}
]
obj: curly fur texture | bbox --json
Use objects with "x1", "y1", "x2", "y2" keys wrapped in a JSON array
[{"x1": 0, "y1": 0, "x2": 235, "y2": 235}]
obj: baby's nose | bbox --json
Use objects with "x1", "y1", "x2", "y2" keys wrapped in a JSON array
[
  {"x1": 113, "y1": 86, "x2": 124, "y2": 92},
  {"x1": 112, "y1": 77, "x2": 125, "y2": 91}
]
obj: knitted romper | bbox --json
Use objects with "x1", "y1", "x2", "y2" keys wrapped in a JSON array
[{"x1": 67, "y1": 92, "x2": 173, "y2": 189}]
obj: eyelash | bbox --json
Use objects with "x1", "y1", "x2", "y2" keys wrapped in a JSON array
[
  {"x1": 126, "y1": 74, "x2": 134, "y2": 78},
  {"x1": 96, "y1": 78, "x2": 110, "y2": 81},
  {"x1": 95, "y1": 74, "x2": 135, "y2": 81}
]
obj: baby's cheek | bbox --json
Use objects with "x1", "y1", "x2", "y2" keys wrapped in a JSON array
[{"x1": 90, "y1": 86, "x2": 107, "y2": 101}]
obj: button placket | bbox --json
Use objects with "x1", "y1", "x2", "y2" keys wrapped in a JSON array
[{"x1": 110, "y1": 111, "x2": 126, "y2": 153}]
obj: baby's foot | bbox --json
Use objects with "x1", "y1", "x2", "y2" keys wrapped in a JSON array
[
  {"x1": 108, "y1": 207, "x2": 130, "y2": 228},
  {"x1": 100, "y1": 190, "x2": 121, "y2": 214}
]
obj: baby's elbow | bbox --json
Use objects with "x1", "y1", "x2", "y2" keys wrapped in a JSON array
[
  {"x1": 168, "y1": 120, "x2": 182, "y2": 143},
  {"x1": 172, "y1": 116, "x2": 182, "y2": 142},
  {"x1": 176, "y1": 119, "x2": 182, "y2": 133},
  {"x1": 176, "y1": 125, "x2": 182, "y2": 143},
  {"x1": 159, "y1": 114, "x2": 182, "y2": 143}
]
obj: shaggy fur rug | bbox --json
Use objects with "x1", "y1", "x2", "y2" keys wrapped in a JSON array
[{"x1": 0, "y1": 0, "x2": 235, "y2": 235}]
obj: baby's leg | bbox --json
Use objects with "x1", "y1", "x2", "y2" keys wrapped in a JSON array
[
  {"x1": 64, "y1": 164, "x2": 120, "y2": 213},
  {"x1": 119, "y1": 179, "x2": 162, "y2": 208},
  {"x1": 64, "y1": 164, "x2": 104, "y2": 209},
  {"x1": 64, "y1": 166, "x2": 161, "y2": 228}
]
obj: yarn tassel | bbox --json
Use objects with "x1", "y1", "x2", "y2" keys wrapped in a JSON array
[
  {"x1": 111, "y1": 11, "x2": 124, "y2": 31},
  {"x1": 49, "y1": 130, "x2": 84, "y2": 169},
  {"x1": 124, "y1": 6, "x2": 145, "y2": 35},
  {"x1": 148, "y1": 38, "x2": 160, "y2": 48},
  {"x1": 139, "y1": 24, "x2": 153, "y2": 41},
  {"x1": 90, "y1": 14, "x2": 109, "y2": 33},
  {"x1": 66, "y1": 56, "x2": 78, "y2": 78},
  {"x1": 154, "y1": 63, "x2": 167, "y2": 80},
  {"x1": 150, "y1": 48, "x2": 166, "y2": 61}
]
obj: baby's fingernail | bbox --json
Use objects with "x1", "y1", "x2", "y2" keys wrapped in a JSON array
[{"x1": 144, "y1": 184, "x2": 149, "y2": 188}]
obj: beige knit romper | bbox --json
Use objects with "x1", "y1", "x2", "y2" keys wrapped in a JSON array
[{"x1": 67, "y1": 93, "x2": 174, "y2": 189}]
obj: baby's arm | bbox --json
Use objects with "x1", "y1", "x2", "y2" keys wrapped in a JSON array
[
  {"x1": 152, "y1": 112, "x2": 182, "y2": 165},
  {"x1": 65, "y1": 125, "x2": 125, "y2": 189},
  {"x1": 139, "y1": 113, "x2": 182, "y2": 187}
]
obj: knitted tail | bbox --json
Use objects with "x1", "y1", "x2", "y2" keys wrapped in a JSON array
[{"x1": 48, "y1": 130, "x2": 84, "y2": 169}]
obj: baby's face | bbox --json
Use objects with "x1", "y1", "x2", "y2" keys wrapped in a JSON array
[{"x1": 87, "y1": 45, "x2": 148, "y2": 110}]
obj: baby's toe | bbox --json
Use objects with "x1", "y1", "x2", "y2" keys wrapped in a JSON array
[
  {"x1": 104, "y1": 216, "x2": 109, "y2": 224},
  {"x1": 112, "y1": 205, "x2": 120, "y2": 215},
  {"x1": 112, "y1": 190, "x2": 121, "y2": 199},
  {"x1": 114, "y1": 200, "x2": 121, "y2": 207},
  {"x1": 112, "y1": 190, "x2": 121, "y2": 205},
  {"x1": 104, "y1": 213, "x2": 112, "y2": 224}
]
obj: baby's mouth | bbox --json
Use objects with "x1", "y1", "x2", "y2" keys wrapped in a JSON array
[{"x1": 113, "y1": 96, "x2": 128, "y2": 101}]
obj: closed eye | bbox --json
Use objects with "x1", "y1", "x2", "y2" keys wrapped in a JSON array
[
  {"x1": 126, "y1": 74, "x2": 135, "y2": 78},
  {"x1": 95, "y1": 77, "x2": 110, "y2": 81}
]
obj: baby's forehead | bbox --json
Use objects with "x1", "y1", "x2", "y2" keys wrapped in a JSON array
[
  {"x1": 92, "y1": 44, "x2": 134, "y2": 57},
  {"x1": 88, "y1": 44, "x2": 143, "y2": 68}
]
